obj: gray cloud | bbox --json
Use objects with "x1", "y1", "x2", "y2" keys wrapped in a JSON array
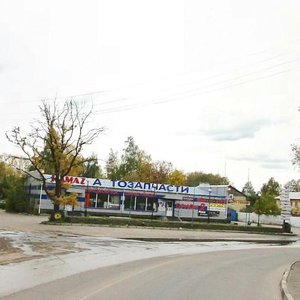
[
  {"x1": 201, "y1": 119, "x2": 272, "y2": 141},
  {"x1": 175, "y1": 120, "x2": 271, "y2": 141},
  {"x1": 232, "y1": 154, "x2": 284, "y2": 163},
  {"x1": 260, "y1": 162, "x2": 288, "y2": 170},
  {"x1": 229, "y1": 153, "x2": 289, "y2": 170},
  {"x1": 174, "y1": 118, "x2": 278, "y2": 141}
]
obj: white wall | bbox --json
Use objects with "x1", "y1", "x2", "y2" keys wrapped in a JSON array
[
  {"x1": 238, "y1": 212, "x2": 300, "y2": 228},
  {"x1": 238, "y1": 212, "x2": 281, "y2": 225},
  {"x1": 290, "y1": 216, "x2": 300, "y2": 228}
]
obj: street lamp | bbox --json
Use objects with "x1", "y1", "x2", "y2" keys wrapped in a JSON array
[
  {"x1": 257, "y1": 192, "x2": 261, "y2": 226},
  {"x1": 191, "y1": 187, "x2": 196, "y2": 226},
  {"x1": 207, "y1": 187, "x2": 212, "y2": 223},
  {"x1": 38, "y1": 169, "x2": 44, "y2": 215}
]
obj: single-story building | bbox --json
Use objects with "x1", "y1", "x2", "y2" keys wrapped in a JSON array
[{"x1": 28, "y1": 174, "x2": 242, "y2": 221}]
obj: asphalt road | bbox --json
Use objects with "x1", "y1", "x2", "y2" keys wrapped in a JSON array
[{"x1": 4, "y1": 246, "x2": 300, "y2": 300}]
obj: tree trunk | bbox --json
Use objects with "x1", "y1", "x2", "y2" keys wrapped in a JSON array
[{"x1": 54, "y1": 203, "x2": 60, "y2": 212}]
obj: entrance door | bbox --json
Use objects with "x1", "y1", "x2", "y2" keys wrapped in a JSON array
[{"x1": 166, "y1": 201, "x2": 173, "y2": 217}]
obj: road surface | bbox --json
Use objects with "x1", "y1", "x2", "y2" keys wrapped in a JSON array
[{"x1": 3, "y1": 246, "x2": 300, "y2": 300}]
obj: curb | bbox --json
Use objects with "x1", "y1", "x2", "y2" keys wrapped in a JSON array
[
  {"x1": 122, "y1": 237, "x2": 296, "y2": 244},
  {"x1": 281, "y1": 262, "x2": 296, "y2": 300}
]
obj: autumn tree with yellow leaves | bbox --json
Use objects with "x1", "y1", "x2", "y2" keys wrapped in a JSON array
[{"x1": 6, "y1": 99, "x2": 104, "y2": 214}]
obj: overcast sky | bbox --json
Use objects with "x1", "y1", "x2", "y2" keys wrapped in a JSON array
[{"x1": 1, "y1": 0, "x2": 300, "y2": 191}]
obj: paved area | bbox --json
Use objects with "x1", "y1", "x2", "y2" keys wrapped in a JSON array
[
  {"x1": 285, "y1": 261, "x2": 300, "y2": 300},
  {"x1": 0, "y1": 210, "x2": 296, "y2": 241},
  {"x1": 1, "y1": 210, "x2": 300, "y2": 299}
]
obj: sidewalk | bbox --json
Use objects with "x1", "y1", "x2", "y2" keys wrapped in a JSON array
[{"x1": 283, "y1": 261, "x2": 300, "y2": 300}]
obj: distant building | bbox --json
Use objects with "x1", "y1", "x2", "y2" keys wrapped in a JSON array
[
  {"x1": 289, "y1": 192, "x2": 300, "y2": 216},
  {"x1": 198, "y1": 185, "x2": 246, "y2": 212}
]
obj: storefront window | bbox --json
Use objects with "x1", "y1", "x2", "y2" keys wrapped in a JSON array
[
  {"x1": 136, "y1": 196, "x2": 146, "y2": 211},
  {"x1": 89, "y1": 193, "x2": 120, "y2": 209},
  {"x1": 124, "y1": 195, "x2": 134, "y2": 210},
  {"x1": 108, "y1": 195, "x2": 120, "y2": 210},
  {"x1": 146, "y1": 197, "x2": 158, "y2": 212},
  {"x1": 123, "y1": 195, "x2": 158, "y2": 211},
  {"x1": 95, "y1": 193, "x2": 108, "y2": 208}
]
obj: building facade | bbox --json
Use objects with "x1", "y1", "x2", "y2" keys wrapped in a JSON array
[
  {"x1": 289, "y1": 192, "x2": 300, "y2": 216},
  {"x1": 28, "y1": 174, "x2": 234, "y2": 221}
]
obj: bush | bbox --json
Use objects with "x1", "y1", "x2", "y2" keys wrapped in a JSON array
[
  {"x1": 0, "y1": 200, "x2": 5, "y2": 210},
  {"x1": 59, "y1": 216, "x2": 284, "y2": 234},
  {"x1": 5, "y1": 178, "x2": 31, "y2": 213}
]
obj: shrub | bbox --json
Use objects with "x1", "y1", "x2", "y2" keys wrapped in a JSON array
[
  {"x1": 5, "y1": 177, "x2": 31, "y2": 213},
  {"x1": 60, "y1": 216, "x2": 284, "y2": 234},
  {"x1": 0, "y1": 200, "x2": 5, "y2": 209}
]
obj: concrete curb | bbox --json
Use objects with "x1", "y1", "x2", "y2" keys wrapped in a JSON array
[
  {"x1": 281, "y1": 262, "x2": 296, "y2": 300},
  {"x1": 122, "y1": 237, "x2": 296, "y2": 244}
]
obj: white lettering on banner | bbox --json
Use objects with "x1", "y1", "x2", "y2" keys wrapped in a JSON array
[
  {"x1": 50, "y1": 176, "x2": 190, "y2": 194},
  {"x1": 112, "y1": 180, "x2": 190, "y2": 194}
]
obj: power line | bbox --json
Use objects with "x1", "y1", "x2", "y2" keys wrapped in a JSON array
[
  {"x1": 1, "y1": 48, "x2": 300, "y2": 121},
  {"x1": 1, "y1": 38, "x2": 300, "y2": 108},
  {"x1": 78, "y1": 49, "x2": 300, "y2": 109},
  {"x1": 91, "y1": 59, "x2": 300, "y2": 115},
  {"x1": 2, "y1": 59, "x2": 300, "y2": 122}
]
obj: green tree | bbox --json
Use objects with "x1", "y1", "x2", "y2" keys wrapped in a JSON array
[
  {"x1": 106, "y1": 149, "x2": 121, "y2": 180},
  {"x1": 119, "y1": 136, "x2": 151, "y2": 180},
  {"x1": 253, "y1": 193, "x2": 280, "y2": 216},
  {"x1": 105, "y1": 137, "x2": 175, "y2": 184},
  {"x1": 151, "y1": 160, "x2": 173, "y2": 183},
  {"x1": 0, "y1": 160, "x2": 14, "y2": 200},
  {"x1": 5, "y1": 176, "x2": 30, "y2": 213},
  {"x1": 261, "y1": 177, "x2": 280, "y2": 197},
  {"x1": 242, "y1": 181, "x2": 257, "y2": 208},
  {"x1": 292, "y1": 142, "x2": 300, "y2": 168},
  {"x1": 135, "y1": 160, "x2": 153, "y2": 182},
  {"x1": 186, "y1": 171, "x2": 229, "y2": 186},
  {"x1": 108, "y1": 136, "x2": 155, "y2": 182},
  {"x1": 0, "y1": 157, "x2": 29, "y2": 212},
  {"x1": 81, "y1": 154, "x2": 103, "y2": 178},
  {"x1": 167, "y1": 169, "x2": 186, "y2": 186},
  {"x1": 284, "y1": 179, "x2": 300, "y2": 192},
  {"x1": 6, "y1": 100, "x2": 104, "y2": 213},
  {"x1": 252, "y1": 178, "x2": 281, "y2": 218}
]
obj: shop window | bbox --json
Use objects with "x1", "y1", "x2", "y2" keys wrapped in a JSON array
[
  {"x1": 108, "y1": 195, "x2": 120, "y2": 210},
  {"x1": 146, "y1": 197, "x2": 158, "y2": 212},
  {"x1": 89, "y1": 193, "x2": 120, "y2": 209},
  {"x1": 124, "y1": 195, "x2": 135, "y2": 210},
  {"x1": 89, "y1": 193, "x2": 96, "y2": 207},
  {"x1": 136, "y1": 196, "x2": 146, "y2": 211},
  {"x1": 123, "y1": 195, "x2": 158, "y2": 211},
  {"x1": 93, "y1": 193, "x2": 109, "y2": 208}
]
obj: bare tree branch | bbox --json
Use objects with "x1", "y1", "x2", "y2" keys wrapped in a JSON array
[{"x1": 6, "y1": 99, "x2": 104, "y2": 211}]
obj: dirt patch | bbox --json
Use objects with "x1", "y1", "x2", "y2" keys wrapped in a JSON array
[
  {"x1": 0, "y1": 235, "x2": 85, "y2": 265},
  {"x1": 0, "y1": 237, "x2": 27, "y2": 265},
  {"x1": 25, "y1": 240, "x2": 86, "y2": 255},
  {"x1": 0, "y1": 237, "x2": 14, "y2": 252}
]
